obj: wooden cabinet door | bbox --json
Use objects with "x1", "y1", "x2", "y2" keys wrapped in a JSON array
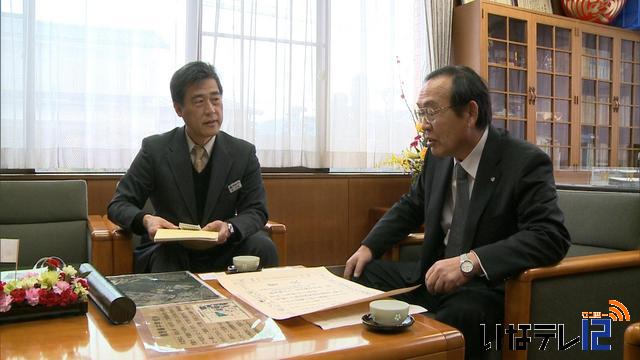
[
  {"x1": 578, "y1": 26, "x2": 617, "y2": 167},
  {"x1": 529, "y1": 15, "x2": 577, "y2": 168},
  {"x1": 615, "y1": 36, "x2": 640, "y2": 168},
  {"x1": 483, "y1": 4, "x2": 532, "y2": 142}
]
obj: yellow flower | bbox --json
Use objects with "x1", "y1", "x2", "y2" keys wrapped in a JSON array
[
  {"x1": 379, "y1": 57, "x2": 429, "y2": 182},
  {"x1": 62, "y1": 265, "x2": 77, "y2": 277},
  {"x1": 39, "y1": 270, "x2": 59, "y2": 289}
]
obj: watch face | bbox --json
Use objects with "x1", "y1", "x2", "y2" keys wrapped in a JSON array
[{"x1": 461, "y1": 260, "x2": 474, "y2": 273}]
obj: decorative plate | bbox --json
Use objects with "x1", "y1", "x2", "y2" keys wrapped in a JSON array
[{"x1": 561, "y1": 0, "x2": 626, "y2": 25}]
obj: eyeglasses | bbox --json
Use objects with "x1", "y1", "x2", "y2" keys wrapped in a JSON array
[{"x1": 414, "y1": 105, "x2": 454, "y2": 124}]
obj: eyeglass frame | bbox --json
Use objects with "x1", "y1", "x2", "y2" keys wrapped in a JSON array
[{"x1": 414, "y1": 104, "x2": 456, "y2": 124}]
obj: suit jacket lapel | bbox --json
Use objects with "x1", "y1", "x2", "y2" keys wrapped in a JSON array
[
  {"x1": 167, "y1": 127, "x2": 199, "y2": 222},
  {"x1": 419, "y1": 154, "x2": 453, "y2": 273},
  {"x1": 424, "y1": 155, "x2": 453, "y2": 242},
  {"x1": 202, "y1": 132, "x2": 232, "y2": 224},
  {"x1": 463, "y1": 126, "x2": 502, "y2": 252}
]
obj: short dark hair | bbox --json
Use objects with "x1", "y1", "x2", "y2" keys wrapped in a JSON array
[
  {"x1": 425, "y1": 65, "x2": 491, "y2": 129},
  {"x1": 170, "y1": 61, "x2": 223, "y2": 105}
]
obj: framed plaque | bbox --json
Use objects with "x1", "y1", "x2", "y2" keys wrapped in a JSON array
[
  {"x1": 516, "y1": 0, "x2": 553, "y2": 13},
  {"x1": 490, "y1": 0, "x2": 516, "y2": 5}
]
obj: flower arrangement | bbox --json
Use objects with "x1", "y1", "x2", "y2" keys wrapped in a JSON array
[
  {"x1": 0, "y1": 257, "x2": 89, "y2": 313},
  {"x1": 385, "y1": 57, "x2": 429, "y2": 183}
]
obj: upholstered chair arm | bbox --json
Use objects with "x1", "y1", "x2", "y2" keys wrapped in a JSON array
[
  {"x1": 265, "y1": 220, "x2": 287, "y2": 265},
  {"x1": 88, "y1": 215, "x2": 114, "y2": 275},
  {"x1": 503, "y1": 250, "x2": 640, "y2": 360},
  {"x1": 102, "y1": 216, "x2": 135, "y2": 275}
]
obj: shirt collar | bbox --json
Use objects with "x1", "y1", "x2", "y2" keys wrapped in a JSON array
[
  {"x1": 185, "y1": 131, "x2": 216, "y2": 157},
  {"x1": 455, "y1": 127, "x2": 489, "y2": 180}
]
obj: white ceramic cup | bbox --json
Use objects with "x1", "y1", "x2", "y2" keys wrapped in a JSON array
[
  {"x1": 232, "y1": 255, "x2": 260, "y2": 272},
  {"x1": 369, "y1": 299, "x2": 409, "y2": 326}
]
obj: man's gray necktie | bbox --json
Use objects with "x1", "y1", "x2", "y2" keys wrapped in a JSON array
[
  {"x1": 445, "y1": 163, "x2": 469, "y2": 258},
  {"x1": 192, "y1": 145, "x2": 207, "y2": 173}
]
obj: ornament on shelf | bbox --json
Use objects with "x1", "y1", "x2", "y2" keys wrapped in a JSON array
[{"x1": 561, "y1": 0, "x2": 626, "y2": 25}]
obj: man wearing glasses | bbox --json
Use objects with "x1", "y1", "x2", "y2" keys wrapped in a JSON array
[{"x1": 344, "y1": 66, "x2": 570, "y2": 359}]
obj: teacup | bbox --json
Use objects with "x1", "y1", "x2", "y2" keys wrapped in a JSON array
[
  {"x1": 232, "y1": 255, "x2": 260, "y2": 272},
  {"x1": 369, "y1": 299, "x2": 409, "y2": 326}
]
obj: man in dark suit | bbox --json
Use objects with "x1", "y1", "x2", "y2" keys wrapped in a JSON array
[
  {"x1": 344, "y1": 66, "x2": 570, "y2": 359},
  {"x1": 108, "y1": 61, "x2": 278, "y2": 273}
]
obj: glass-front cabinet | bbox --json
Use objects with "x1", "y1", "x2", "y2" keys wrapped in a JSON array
[
  {"x1": 580, "y1": 32, "x2": 613, "y2": 167},
  {"x1": 618, "y1": 38, "x2": 640, "y2": 168},
  {"x1": 535, "y1": 23, "x2": 573, "y2": 168},
  {"x1": 453, "y1": 0, "x2": 640, "y2": 170},
  {"x1": 486, "y1": 13, "x2": 528, "y2": 140}
]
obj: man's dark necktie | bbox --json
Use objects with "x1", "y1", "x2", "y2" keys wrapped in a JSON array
[{"x1": 445, "y1": 163, "x2": 469, "y2": 258}]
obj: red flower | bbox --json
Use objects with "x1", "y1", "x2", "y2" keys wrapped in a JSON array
[
  {"x1": 46, "y1": 257, "x2": 61, "y2": 269},
  {"x1": 39, "y1": 288, "x2": 59, "y2": 307},
  {"x1": 10, "y1": 289, "x2": 26, "y2": 303},
  {"x1": 59, "y1": 289, "x2": 73, "y2": 306},
  {"x1": 0, "y1": 281, "x2": 4, "y2": 292},
  {"x1": 76, "y1": 278, "x2": 89, "y2": 289}
]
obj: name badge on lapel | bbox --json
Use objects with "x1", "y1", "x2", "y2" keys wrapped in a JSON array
[{"x1": 228, "y1": 180, "x2": 242, "y2": 193}]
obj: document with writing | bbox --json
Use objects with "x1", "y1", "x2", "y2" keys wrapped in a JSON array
[
  {"x1": 137, "y1": 299, "x2": 284, "y2": 351},
  {"x1": 217, "y1": 267, "x2": 419, "y2": 320}
]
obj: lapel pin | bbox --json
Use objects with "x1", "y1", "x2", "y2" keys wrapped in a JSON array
[{"x1": 490, "y1": 177, "x2": 495, "y2": 182}]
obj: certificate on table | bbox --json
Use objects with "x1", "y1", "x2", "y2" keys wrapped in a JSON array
[
  {"x1": 217, "y1": 266, "x2": 419, "y2": 320},
  {"x1": 136, "y1": 299, "x2": 284, "y2": 351}
]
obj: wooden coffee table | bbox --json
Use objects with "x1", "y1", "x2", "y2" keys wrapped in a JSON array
[{"x1": 0, "y1": 275, "x2": 464, "y2": 359}]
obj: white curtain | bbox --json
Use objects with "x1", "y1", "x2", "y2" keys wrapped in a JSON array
[
  {"x1": 1, "y1": 0, "x2": 444, "y2": 171},
  {"x1": 424, "y1": 0, "x2": 453, "y2": 70},
  {"x1": 201, "y1": 0, "x2": 322, "y2": 167},
  {"x1": 0, "y1": 0, "x2": 189, "y2": 170},
  {"x1": 202, "y1": 0, "x2": 429, "y2": 169},
  {"x1": 327, "y1": 0, "x2": 429, "y2": 168}
]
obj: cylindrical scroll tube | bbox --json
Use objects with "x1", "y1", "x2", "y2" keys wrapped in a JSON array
[{"x1": 79, "y1": 263, "x2": 136, "y2": 324}]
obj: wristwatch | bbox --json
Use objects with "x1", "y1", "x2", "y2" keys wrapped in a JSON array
[
  {"x1": 227, "y1": 222, "x2": 235, "y2": 236},
  {"x1": 460, "y1": 253, "x2": 474, "y2": 277}
]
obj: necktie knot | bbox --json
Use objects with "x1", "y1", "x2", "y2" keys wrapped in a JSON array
[{"x1": 192, "y1": 145, "x2": 207, "y2": 173}]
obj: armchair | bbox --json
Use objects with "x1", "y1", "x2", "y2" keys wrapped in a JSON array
[
  {"x1": 503, "y1": 250, "x2": 640, "y2": 360},
  {"x1": 369, "y1": 206, "x2": 423, "y2": 262},
  {"x1": 102, "y1": 216, "x2": 287, "y2": 275},
  {"x1": 370, "y1": 188, "x2": 640, "y2": 359},
  {"x1": 0, "y1": 180, "x2": 112, "y2": 274}
]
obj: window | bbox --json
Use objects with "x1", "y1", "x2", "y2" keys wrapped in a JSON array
[
  {"x1": 1, "y1": 0, "x2": 427, "y2": 171},
  {"x1": 202, "y1": 0, "x2": 428, "y2": 169},
  {"x1": 1, "y1": 0, "x2": 189, "y2": 170}
]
